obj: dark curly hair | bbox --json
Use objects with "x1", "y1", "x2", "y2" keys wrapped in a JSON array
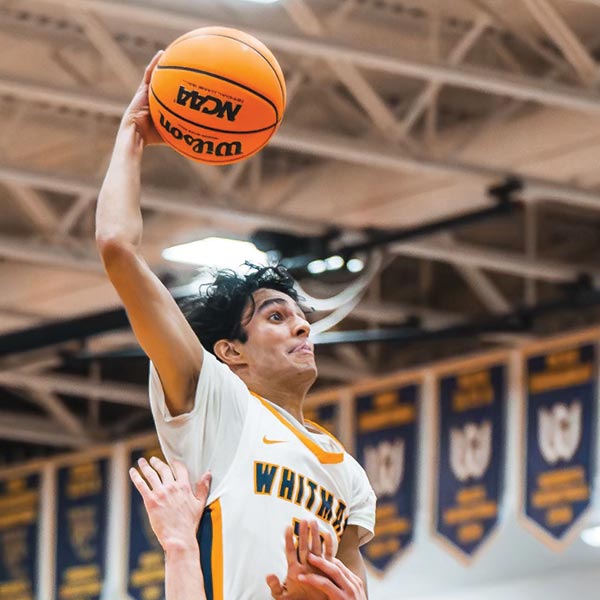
[{"x1": 180, "y1": 263, "x2": 302, "y2": 356}]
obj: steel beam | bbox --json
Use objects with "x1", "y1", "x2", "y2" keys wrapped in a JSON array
[
  {"x1": 0, "y1": 370, "x2": 148, "y2": 407},
  {"x1": 2, "y1": 80, "x2": 600, "y2": 211},
  {"x1": 525, "y1": 0, "x2": 598, "y2": 84},
  {"x1": 0, "y1": 410, "x2": 92, "y2": 447},
  {"x1": 19, "y1": 0, "x2": 600, "y2": 112},
  {"x1": 390, "y1": 238, "x2": 600, "y2": 283},
  {"x1": 0, "y1": 164, "x2": 325, "y2": 234}
]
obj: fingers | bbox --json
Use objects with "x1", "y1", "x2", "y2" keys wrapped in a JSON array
[
  {"x1": 137, "y1": 457, "x2": 162, "y2": 490},
  {"x1": 194, "y1": 471, "x2": 212, "y2": 505},
  {"x1": 284, "y1": 526, "x2": 296, "y2": 567},
  {"x1": 149, "y1": 456, "x2": 175, "y2": 484},
  {"x1": 297, "y1": 519, "x2": 309, "y2": 565},
  {"x1": 171, "y1": 459, "x2": 191, "y2": 485},
  {"x1": 309, "y1": 520, "x2": 321, "y2": 556},
  {"x1": 297, "y1": 573, "x2": 342, "y2": 600},
  {"x1": 129, "y1": 467, "x2": 151, "y2": 500},
  {"x1": 265, "y1": 574, "x2": 285, "y2": 598},
  {"x1": 306, "y1": 554, "x2": 353, "y2": 592},
  {"x1": 143, "y1": 50, "x2": 164, "y2": 84},
  {"x1": 322, "y1": 529, "x2": 334, "y2": 561}
]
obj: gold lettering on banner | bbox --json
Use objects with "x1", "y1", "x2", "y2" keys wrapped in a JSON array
[
  {"x1": 443, "y1": 501, "x2": 498, "y2": 525},
  {"x1": 453, "y1": 370, "x2": 494, "y2": 412},
  {"x1": 0, "y1": 578, "x2": 32, "y2": 600},
  {"x1": 364, "y1": 502, "x2": 412, "y2": 562},
  {"x1": 374, "y1": 391, "x2": 398, "y2": 408},
  {"x1": 130, "y1": 551, "x2": 165, "y2": 586},
  {"x1": 365, "y1": 537, "x2": 401, "y2": 559},
  {"x1": 374, "y1": 518, "x2": 411, "y2": 537},
  {"x1": 58, "y1": 563, "x2": 103, "y2": 598},
  {"x1": 529, "y1": 348, "x2": 593, "y2": 393},
  {"x1": 66, "y1": 463, "x2": 102, "y2": 499},
  {"x1": 442, "y1": 483, "x2": 498, "y2": 528},
  {"x1": 530, "y1": 365, "x2": 593, "y2": 392},
  {"x1": 529, "y1": 464, "x2": 590, "y2": 525},
  {"x1": 538, "y1": 466, "x2": 584, "y2": 487},
  {"x1": 547, "y1": 506, "x2": 573, "y2": 526},
  {"x1": 358, "y1": 405, "x2": 415, "y2": 432},
  {"x1": 458, "y1": 523, "x2": 484, "y2": 544},
  {"x1": 0, "y1": 477, "x2": 39, "y2": 600}
]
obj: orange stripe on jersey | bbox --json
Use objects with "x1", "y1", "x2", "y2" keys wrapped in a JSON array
[
  {"x1": 211, "y1": 499, "x2": 224, "y2": 600},
  {"x1": 251, "y1": 392, "x2": 344, "y2": 464},
  {"x1": 305, "y1": 419, "x2": 346, "y2": 450}
]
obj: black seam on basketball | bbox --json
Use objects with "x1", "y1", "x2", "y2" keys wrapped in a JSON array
[
  {"x1": 150, "y1": 85, "x2": 278, "y2": 135},
  {"x1": 166, "y1": 32, "x2": 286, "y2": 104},
  {"x1": 195, "y1": 33, "x2": 286, "y2": 104},
  {"x1": 155, "y1": 64, "x2": 279, "y2": 123}
]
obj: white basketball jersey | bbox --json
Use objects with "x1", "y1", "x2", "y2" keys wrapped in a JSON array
[{"x1": 149, "y1": 351, "x2": 375, "y2": 600}]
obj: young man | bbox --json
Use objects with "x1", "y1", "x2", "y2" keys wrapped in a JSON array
[
  {"x1": 129, "y1": 457, "x2": 367, "y2": 600},
  {"x1": 96, "y1": 52, "x2": 375, "y2": 599}
]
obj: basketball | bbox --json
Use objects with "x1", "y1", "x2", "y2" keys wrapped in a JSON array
[{"x1": 148, "y1": 26, "x2": 286, "y2": 165}]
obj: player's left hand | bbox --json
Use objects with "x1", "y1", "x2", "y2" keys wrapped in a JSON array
[
  {"x1": 296, "y1": 552, "x2": 367, "y2": 600},
  {"x1": 129, "y1": 456, "x2": 211, "y2": 551},
  {"x1": 266, "y1": 520, "x2": 331, "y2": 600}
]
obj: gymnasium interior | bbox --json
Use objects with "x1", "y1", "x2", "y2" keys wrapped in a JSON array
[{"x1": 1, "y1": 0, "x2": 600, "y2": 598}]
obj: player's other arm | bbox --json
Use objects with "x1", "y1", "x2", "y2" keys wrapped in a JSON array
[
  {"x1": 95, "y1": 52, "x2": 203, "y2": 416},
  {"x1": 129, "y1": 458, "x2": 210, "y2": 600},
  {"x1": 336, "y1": 526, "x2": 368, "y2": 597}
]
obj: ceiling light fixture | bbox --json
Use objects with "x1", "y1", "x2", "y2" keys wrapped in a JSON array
[
  {"x1": 581, "y1": 525, "x2": 600, "y2": 547},
  {"x1": 162, "y1": 237, "x2": 267, "y2": 269}
]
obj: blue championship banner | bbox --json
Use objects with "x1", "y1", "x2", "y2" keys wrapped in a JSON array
[
  {"x1": 434, "y1": 364, "x2": 506, "y2": 561},
  {"x1": 522, "y1": 343, "x2": 597, "y2": 548},
  {"x1": 355, "y1": 383, "x2": 419, "y2": 572},
  {"x1": 304, "y1": 402, "x2": 341, "y2": 440},
  {"x1": 55, "y1": 458, "x2": 109, "y2": 600},
  {"x1": 128, "y1": 446, "x2": 166, "y2": 600},
  {"x1": 0, "y1": 473, "x2": 40, "y2": 600}
]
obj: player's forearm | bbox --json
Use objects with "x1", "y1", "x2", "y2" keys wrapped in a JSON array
[
  {"x1": 164, "y1": 539, "x2": 206, "y2": 600},
  {"x1": 95, "y1": 122, "x2": 144, "y2": 251}
]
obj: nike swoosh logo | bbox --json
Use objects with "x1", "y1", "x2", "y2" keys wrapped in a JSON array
[{"x1": 263, "y1": 436, "x2": 287, "y2": 445}]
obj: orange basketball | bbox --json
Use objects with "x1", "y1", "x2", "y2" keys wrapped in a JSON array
[{"x1": 149, "y1": 27, "x2": 286, "y2": 165}]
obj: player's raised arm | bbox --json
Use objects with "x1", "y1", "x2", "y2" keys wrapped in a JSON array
[{"x1": 95, "y1": 52, "x2": 203, "y2": 416}]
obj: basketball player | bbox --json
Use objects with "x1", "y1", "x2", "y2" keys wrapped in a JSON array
[
  {"x1": 96, "y1": 52, "x2": 375, "y2": 599},
  {"x1": 129, "y1": 456, "x2": 367, "y2": 600}
]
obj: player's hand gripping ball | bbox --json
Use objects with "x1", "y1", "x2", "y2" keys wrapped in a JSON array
[{"x1": 149, "y1": 26, "x2": 286, "y2": 165}]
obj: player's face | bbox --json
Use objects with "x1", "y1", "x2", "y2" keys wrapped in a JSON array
[{"x1": 240, "y1": 288, "x2": 317, "y2": 383}]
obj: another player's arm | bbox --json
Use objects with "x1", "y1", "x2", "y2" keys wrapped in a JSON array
[
  {"x1": 95, "y1": 52, "x2": 203, "y2": 416},
  {"x1": 335, "y1": 526, "x2": 368, "y2": 597},
  {"x1": 129, "y1": 458, "x2": 210, "y2": 600}
]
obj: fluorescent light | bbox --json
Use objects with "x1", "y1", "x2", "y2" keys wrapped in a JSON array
[
  {"x1": 307, "y1": 259, "x2": 326, "y2": 274},
  {"x1": 325, "y1": 255, "x2": 344, "y2": 270},
  {"x1": 162, "y1": 237, "x2": 267, "y2": 269},
  {"x1": 347, "y1": 258, "x2": 364, "y2": 273},
  {"x1": 581, "y1": 525, "x2": 600, "y2": 547}
]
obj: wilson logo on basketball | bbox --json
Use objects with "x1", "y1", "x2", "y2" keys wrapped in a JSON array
[
  {"x1": 176, "y1": 86, "x2": 242, "y2": 122},
  {"x1": 158, "y1": 113, "x2": 243, "y2": 157}
]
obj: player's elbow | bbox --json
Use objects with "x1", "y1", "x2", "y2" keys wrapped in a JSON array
[{"x1": 96, "y1": 235, "x2": 138, "y2": 272}]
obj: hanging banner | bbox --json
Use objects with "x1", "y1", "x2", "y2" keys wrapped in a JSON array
[
  {"x1": 55, "y1": 457, "x2": 109, "y2": 600},
  {"x1": 434, "y1": 362, "x2": 506, "y2": 562},
  {"x1": 304, "y1": 402, "x2": 341, "y2": 440},
  {"x1": 127, "y1": 444, "x2": 166, "y2": 600},
  {"x1": 355, "y1": 381, "x2": 419, "y2": 573},
  {"x1": 0, "y1": 472, "x2": 40, "y2": 600},
  {"x1": 522, "y1": 342, "x2": 597, "y2": 548}
]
